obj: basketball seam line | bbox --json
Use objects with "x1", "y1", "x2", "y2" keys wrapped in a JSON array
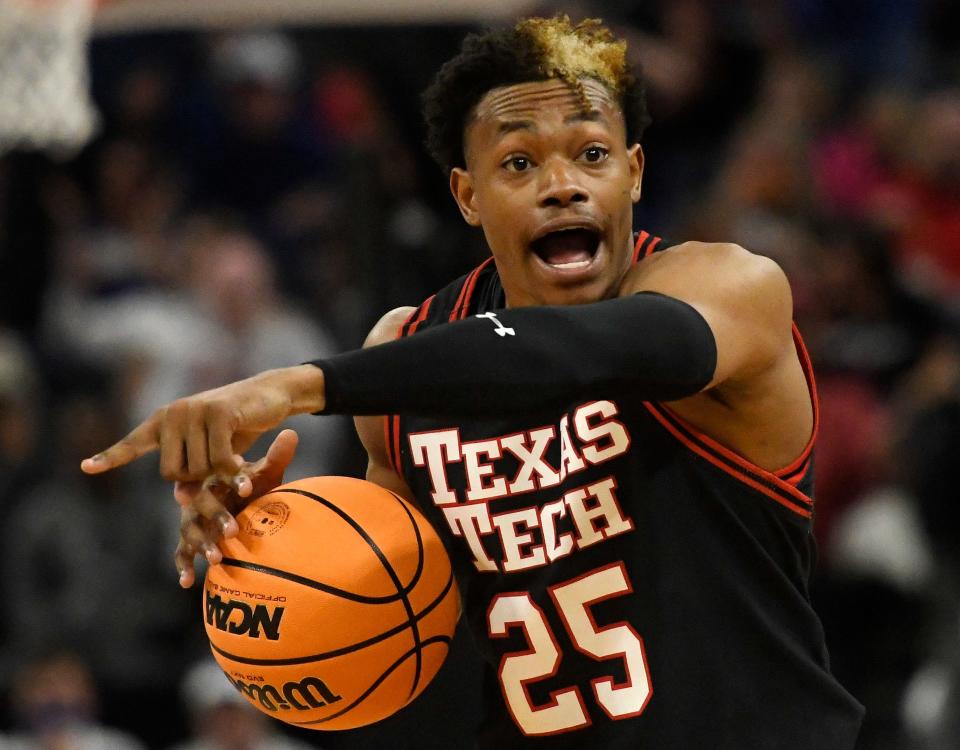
[
  {"x1": 224, "y1": 488, "x2": 426, "y2": 603},
  {"x1": 276, "y1": 488, "x2": 426, "y2": 701},
  {"x1": 218, "y1": 557, "x2": 413, "y2": 604},
  {"x1": 291, "y1": 635, "x2": 453, "y2": 726},
  {"x1": 208, "y1": 569, "x2": 455, "y2": 666}
]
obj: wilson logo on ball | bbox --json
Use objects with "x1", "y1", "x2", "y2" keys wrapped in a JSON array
[
  {"x1": 227, "y1": 674, "x2": 342, "y2": 712},
  {"x1": 205, "y1": 592, "x2": 285, "y2": 640}
]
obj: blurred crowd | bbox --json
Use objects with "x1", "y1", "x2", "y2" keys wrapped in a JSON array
[{"x1": 0, "y1": 1, "x2": 958, "y2": 748}]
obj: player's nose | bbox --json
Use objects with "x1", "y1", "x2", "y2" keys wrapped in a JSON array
[{"x1": 537, "y1": 157, "x2": 588, "y2": 208}]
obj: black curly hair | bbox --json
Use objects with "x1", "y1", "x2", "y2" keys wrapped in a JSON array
[{"x1": 421, "y1": 16, "x2": 651, "y2": 175}]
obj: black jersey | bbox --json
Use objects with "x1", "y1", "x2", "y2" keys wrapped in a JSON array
[{"x1": 384, "y1": 233, "x2": 864, "y2": 748}]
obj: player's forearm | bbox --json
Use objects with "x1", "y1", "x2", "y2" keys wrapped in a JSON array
[
  {"x1": 265, "y1": 364, "x2": 328, "y2": 415},
  {"x1": 310, "y1": 292, "x2": 717, "y2": 418}
]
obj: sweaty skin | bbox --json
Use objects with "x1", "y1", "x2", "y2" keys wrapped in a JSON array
[{"x1": 81, "y1": 77, "x2": 812, "y2": 587}]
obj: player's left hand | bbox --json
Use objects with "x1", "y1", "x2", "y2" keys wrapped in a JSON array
[{"x1": 174, "y1": 429, "x2": 299, "y2": 589}]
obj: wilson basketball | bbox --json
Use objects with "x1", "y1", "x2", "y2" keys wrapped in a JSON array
[{"x1": 202, "y1": 476, "x2": 459, "y2": 730}]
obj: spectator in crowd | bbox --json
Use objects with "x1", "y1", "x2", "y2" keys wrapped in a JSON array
[
  {"x1": 0, "y1": 329, "x2": 42, "y2": 514},
  {"x1": 0, "y1": 651, "x2": 145, "y2": 750},
  {"x1": 1, "y1": 384, "x2": 191, "y2": 724},
  {"x1": 0, "y1": 330, "x2": 44, "y2": 691},
  {"x1": 197, "y1": 31, "x2": 327, "y2": 230},
  {"x1": 42, "y1": 218, "x2": 345, "y2": 480}
]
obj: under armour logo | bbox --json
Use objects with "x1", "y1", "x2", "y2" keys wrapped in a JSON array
[{"x1": 476, "y1": 312, "x2": 515, "y2": 337}]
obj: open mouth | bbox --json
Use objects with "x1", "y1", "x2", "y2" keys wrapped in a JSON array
[{"x1": 530, "y1": 228, "x2": 601, "y2": 270}]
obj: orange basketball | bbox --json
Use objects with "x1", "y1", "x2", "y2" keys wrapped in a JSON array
[{"x1": 202, "y1": 476, "x2": 459, "y2": 730}]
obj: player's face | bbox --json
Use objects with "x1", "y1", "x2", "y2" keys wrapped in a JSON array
[{"x1": 451, "y1": 78, "x2": 643, "y2": 307}]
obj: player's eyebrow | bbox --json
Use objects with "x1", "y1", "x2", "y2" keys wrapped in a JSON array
[
  {"x1": 497, "y1": 120, "x2": 534, "y2": 134},
  {"x1": 565, "y1": 109, "x2": 604, "y2": 125}
]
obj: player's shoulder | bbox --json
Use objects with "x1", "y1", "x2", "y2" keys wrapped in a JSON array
[
  {"x1": 364, "y1": 306, "x2": 417, "y2": 348},
  {"x1": 625, "y1": 239, "x2": 793, "y2": 339},
  {"x1": 639, "y1": 239, "x2": 788, "y2": 291},
  {"x1": 655, "y1": 239, "x2": 773, "y2": 266}
]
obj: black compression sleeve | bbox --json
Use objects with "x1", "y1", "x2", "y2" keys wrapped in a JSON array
[{"x1": 311, "y1": 292, "x2": 717, "y2": 418}]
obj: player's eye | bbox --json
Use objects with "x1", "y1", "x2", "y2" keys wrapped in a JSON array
[
  {"x1": 503, "y1": 156, "x2": 533, "y2": 172},
  {"x1": 580, "y1": 146, "x2": 609, "y2": 163}
]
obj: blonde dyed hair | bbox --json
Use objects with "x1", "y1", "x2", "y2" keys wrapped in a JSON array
[
  {"x1": 516, "y1": 15, "x2": 628, "y2": 98},
  {"x1": 421, "y1": 14, "x2": 650, "y2": 172}
]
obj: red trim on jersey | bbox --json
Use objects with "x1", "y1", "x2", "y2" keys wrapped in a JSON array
[
  {"x1": 644, "y1": 403, "x2": 812, "y2": 518},
  {"x1": 631, "y1": 231, "x2": 650, "y2": 265},
  {"x1": 630, "y1": 231, "x2": 664, "y2": 265},
  {"x1": 383, "y1": 305, "x2": 422, "y2": 481},
  {"x1": 457, "y1": 260, "x2": 486, "y2": 318},
  {"x1": 391, "y1": 414, "x2": 403, "y2": 477},
  {"x1": 449, "y1": 272, "x2": 472, "y2": 322},
  {"x1": 408, "y1": 294, "x2": 436, "y2": 335},
  {"x1": 396, "y1": 305, "x2": 418, "y2": 338},
  {"x1": 770, "y1": 325, "x2": 819, "y2": 481},
  {"x1": 382, "y1": 410, "x2": 395, "y2": 474},
  {"x1": 644, "y1": 235, "x2": 662, "y2": 258},
  {"x1": 456, "y1": 269, "x2": 481, "y2": 320},
  {"x1": 453, "y1": 257, "x2": 496, "y2": 321},
  {"x1": 778, "y1": 457, "x2": 812, "y2": 487},
  {"x1": 642, "y1": 327, "x2": 818, "y2": 518}
]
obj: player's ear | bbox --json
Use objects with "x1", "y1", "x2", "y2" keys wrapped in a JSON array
[
  {"x1": 450, "y1": 167, "x2": 482, "y2": 227},
  {"x1": 627, "y1": 144, "x2": 644, "y2": 202}
]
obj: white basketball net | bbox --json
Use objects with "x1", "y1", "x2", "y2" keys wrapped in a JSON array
[{"x1": 0, "y1": 0, "x2": 99, "y2": 156}]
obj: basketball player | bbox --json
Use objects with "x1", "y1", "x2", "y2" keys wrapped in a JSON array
[{"x1": 82, "y1": 17, "x2": 864, "y2": 747}]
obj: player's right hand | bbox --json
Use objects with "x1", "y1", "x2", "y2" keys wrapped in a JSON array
[
  {"x1": 174, "y1": 429, "x2": 299, "y2": 588},
  {"x1": 79, "y1": 365, "x2": 325, "y2": 483}
]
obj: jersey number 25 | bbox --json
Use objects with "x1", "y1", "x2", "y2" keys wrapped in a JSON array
[{"x1": 487, "y1": 563, "x2": 652, "y2": 736}]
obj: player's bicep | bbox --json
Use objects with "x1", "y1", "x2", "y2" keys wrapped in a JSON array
[
  {"x1": 686, "y1": 252, "x2": 792, "y2": 389},
  {"x1": 623, "y1": 243, "x2": 794, "y2": 389}
]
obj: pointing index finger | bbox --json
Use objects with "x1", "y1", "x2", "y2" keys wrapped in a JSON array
[{"x1": 80, "y1": 421, "x2": 159, "y2": 474}]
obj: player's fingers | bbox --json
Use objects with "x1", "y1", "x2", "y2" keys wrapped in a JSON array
[
  {"x1": 208, "y1": 406, "x2": 242, "y2": 480},
  {"x1": 265, "y1": 429, "x2": 299, "y2": 470},
  {"x1": 192, "y1": 478, "x2": 239, "y2": 538},
  {"x1": 242, "y1": 429, "x2": 299, "y2": 498},
  {"x1": 185, "y1": 407, "x2": 211, "y2": 479},
  {"x1": 180, "y1": 510, "x2": 224, "y2": 565},
  {"x1": 229, "y1": 455, "x2": 254, "y2": 498},
  {"x1": 205, "y1": 542, "x2": 223, "y2": 566},
  {"x1": 174, "y1": 541, "x2": 197, "y2": 589},
  {"x1": 176, "y1": 480, "x2": 237, "y2": 538},
  {"x1": 173, "y1": 480, "x2": 202, "y2": 508},
  {"x1": 159, "y1": 417, "x2": 186, "y2": 482},
  {"x1": 179, "y1": 510, "x2": 209, "y2": 549},
  {"x1": 80, "y1": 420, "x2": 159, "y2": 474}
]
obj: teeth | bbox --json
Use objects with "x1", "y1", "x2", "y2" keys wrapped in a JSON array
[{"x1": 550, "y1": 259, "x2": 592, "y2": 270}]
